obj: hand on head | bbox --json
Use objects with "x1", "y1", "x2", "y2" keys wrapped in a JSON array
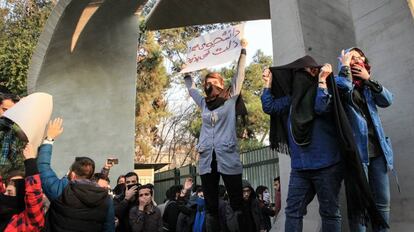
[
  {"x1": 262, "y1": 68, "x2": 272, "y2": 88},
  {"x1": 318, "y1": 63, "x2": 332, "y2": 81},
  {"x1": 339, "y1": 49, "x2": 353, "y2": 67}
]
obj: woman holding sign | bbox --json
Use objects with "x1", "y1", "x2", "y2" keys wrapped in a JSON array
[{"x1": 183, "y1": 39, "x2": 248, "y2": 232}]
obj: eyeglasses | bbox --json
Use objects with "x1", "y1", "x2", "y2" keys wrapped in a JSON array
[{"x1": 139, "y1": 193, "x2": 151, "y2": 197}]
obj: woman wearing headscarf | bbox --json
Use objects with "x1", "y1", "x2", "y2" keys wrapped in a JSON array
[
  {"x1": 260, "y1": 56, "x2": 343, "y2": 232},
  {"x1": 337, "y1": 48, "x2": 394, "y2": 232},
  {"x1": 183, "y1": 39, "x2": 247, "y2": 232}
]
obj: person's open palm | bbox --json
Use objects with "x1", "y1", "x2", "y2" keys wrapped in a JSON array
[{"x1": 46, "y1": 118, "x2": 64, "y2": 140}]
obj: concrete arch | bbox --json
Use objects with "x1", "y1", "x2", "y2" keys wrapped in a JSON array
[{"x1": 28, "y1": 0, "x2": 146, "y2": 182}]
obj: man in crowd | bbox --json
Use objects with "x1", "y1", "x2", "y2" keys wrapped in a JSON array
[
  {"x1": 129, "y1": 184, "x2": 162, "y2": 232},
  {"x1": 114, "y1": 171, "x2": 140, "y2": 232},
  {"x1": 0, "y1": 93, "x2": 19, "y2": 116},
  {"x1": 37, "y1": 118, "x2": 115, "y2": 231}
]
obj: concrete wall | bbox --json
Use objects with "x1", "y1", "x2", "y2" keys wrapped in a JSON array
[
  {"x1": 28, "y1": 0, "x2": 145, "y2": 184},
  {"x1": 348, "y1": 0, "x2": 414, "y2": 230},
  {"x1": 269, "y1": 0, "x2": 356, "y2": 68}
]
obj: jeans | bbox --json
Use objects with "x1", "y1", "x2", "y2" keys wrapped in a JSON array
[
  {"x1": 285, "y1": 162, "x2": 343, "y2": 232},
  {"x1": 349, "y1": 155, "x2": 390, "y2": 232}
]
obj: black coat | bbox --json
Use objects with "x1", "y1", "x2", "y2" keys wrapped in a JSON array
[{"x1": 45, "y1": 182, "x2": 109, "y2": 232}]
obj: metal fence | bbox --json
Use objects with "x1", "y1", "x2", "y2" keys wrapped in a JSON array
[{"x1": 154, "y1": 146, "x2": 280, "y2": 204}]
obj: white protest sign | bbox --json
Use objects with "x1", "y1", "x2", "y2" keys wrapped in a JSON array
[
  {"x1": 4, "y1": 92, "x2": 53, "y2": 153},
  {"x1": 181, "y1": 24, "x2": 245, "y2": 73}
]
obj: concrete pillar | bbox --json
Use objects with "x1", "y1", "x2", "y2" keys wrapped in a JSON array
[
  {"x1": 270, "y1": 0, "x2": 356, "y2": 68},
  {"x1": 28, "y1": 0, "x2": 145, "y2": 184}
]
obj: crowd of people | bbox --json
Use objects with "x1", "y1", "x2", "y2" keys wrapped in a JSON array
[{"x1": 0, "y1": 39, "x2": 394, "y2": 232}]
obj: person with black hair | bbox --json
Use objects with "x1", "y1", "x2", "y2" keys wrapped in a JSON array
[
  {"x1": 337, "y1": 48, "x2": 394, "y2": 232},
  {"x1": 255, "y1": 185, "x2": 276, "y2": 232},
  {"x1": 239, "y1": 180, "x2": 263, "y2": 232},
  {"x1": 161, "y1": 183, "x2": 192, "y2": 232},
  {"x1": 129, "y1": 184, "x2": 162, "y2": 232},
  {"x1": 114, "y1": 171, "x2": 140, "y2": 232},
  {"x1": 0, "y1": 93, "x2": 19, "y2": 116},
  {"x1": 37, "y1": 118, "x2": 115, "y2": 231},
  {"x1": 0, "y1": 144, "x2": 45, "y2": 231}
]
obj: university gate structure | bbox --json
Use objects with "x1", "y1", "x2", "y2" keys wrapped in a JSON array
[{"x1": 29, "y1": 0, "x2": 414, "y2": 230}]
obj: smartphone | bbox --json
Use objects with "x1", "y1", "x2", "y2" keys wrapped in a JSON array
[
  {"x1": 107, "y1": 158, "x2": 119, "y2": 165},
  {"x1": 127, "y1": 183, "x2": 141, "y2": 190}
]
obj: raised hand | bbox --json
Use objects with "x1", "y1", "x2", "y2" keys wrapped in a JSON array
[
  {"x1": 46, "y1": 118, "x2": 64, "y2": 140},
  {"x1": 338, "y1": 49, "x2": 352, "y2": 67},
  {"x1": 262, "y1": 68, "x2": 272, "y2": 88},
  {"x1": 23, "y1": 143, "x2": 36, "y2": 160},
  {"x1": 318, "y1": 63, "x2": 332, "y2": 82},
  {"x1": 240, "y1": 38, "x2": 248, "y2": 49}
]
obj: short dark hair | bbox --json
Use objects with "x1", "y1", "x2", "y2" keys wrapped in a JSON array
[
  {"x1": 125, "y1": 172, "x2": 139, "y2": 181},
  {"x1": 255, "y1": 185, "x2": 268, "y2": 196},
  {"x1": 91, "y1": 173, "x2": 110, "y2": 183},
  {"x1": 192, "y1": 185, "x2": 203, "y2": 194},
  {"x1": 1, "y1": 93, "x2": 20, "y2": 104},
  {"x1": 165, "y1": 185, "x2": 182, "y2": 201},
  {"x1": 70, "y1": 157, "x2": 95, "y2": 179},
  {"x1": 138, "y1": 184, "x2": 154, "y2": 196},
  {"x1": 274, "y1": 176, "x2": 280, "y2": 182}
]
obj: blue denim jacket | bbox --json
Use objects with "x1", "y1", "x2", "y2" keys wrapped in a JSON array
[
  {"x1": 261, "y1": 88, "x2": 341, "y2": 170},
  {"x1": 37, "y1": 144, "x2": 115, "y2": 231},
  {"x1": 336, "y1": 66, "x2": 394, "y2": 169}
]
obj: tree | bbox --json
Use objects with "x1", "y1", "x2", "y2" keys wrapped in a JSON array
[
  {"x1": 218, "y1": 49, "x2": 272, "y2": 152},
  {"x1": 135, "y1": 18, "x2": 170, "y2": 162},
  {"x1": 0, "y1": 0, "x2": 54, "y2": 95}
]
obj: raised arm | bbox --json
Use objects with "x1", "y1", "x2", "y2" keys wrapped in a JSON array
[
  {"x1": 37, "y1": 118, "x2": 66, "y2": 201},
  {"x1": 230, "y1": 39, "x2": 248, "y2": 97},
  {"x1": 314, "y1": 64, "x2": 333, "y2": 114},
  {"x1": 184, "y1": 75, "x2": 204, "y2": 108},
  {"x1": 260, "y1": 68, "x2": 291, "y2": 115}
]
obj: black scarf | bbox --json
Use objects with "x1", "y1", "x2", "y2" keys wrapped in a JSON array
[
  {"x1": 290, "y1": 71, "x2": 318, "y2": 146},
  {"x1": 328, "y1": 74, "x2": 388, "y2": 229},
  {"x1": 268, "y1": 55, "x2": 320, "y2": 152},
  {"x1": 204, "y1": 85, "x2": 248, "y2": 125}
]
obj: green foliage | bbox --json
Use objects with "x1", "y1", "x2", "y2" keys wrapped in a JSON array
[
  {"x1": 135, "y1": 19, "x2": 170, "y2": 160},
  {"x1": 0, "y1": 0, "x2": 54, "y2": 95},
  {"x1": 219, "y1": 50, "x2": 273, "y2": 151}
]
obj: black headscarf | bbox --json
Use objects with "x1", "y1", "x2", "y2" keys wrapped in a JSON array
[
  {"x1": 196, "y1": 75, "x2": 248, "y2": 125},
  {"x1": 268, "y1": 55, "x2": 321, "y2": 152},
  {"x1": 267, "y1": 55, "x2": 388, "y2": 229}
]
